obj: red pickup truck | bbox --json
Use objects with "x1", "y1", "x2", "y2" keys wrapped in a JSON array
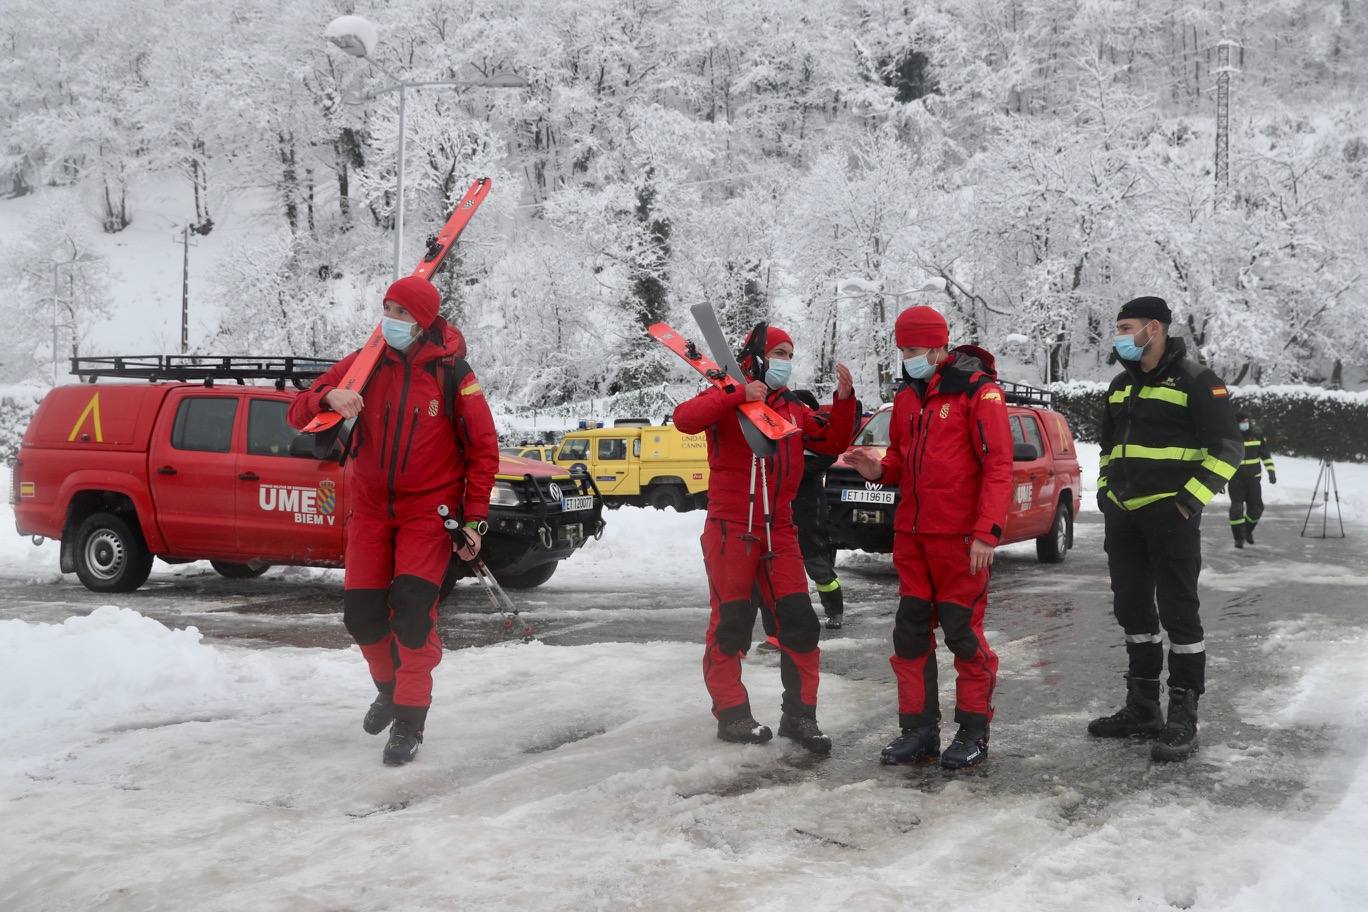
[
  {"x1": 824, "y1": 382, "x2": 1083, "y2": 562},
  {"x1": 12, "y1": 357, "x2": 603, "y2": 593}
]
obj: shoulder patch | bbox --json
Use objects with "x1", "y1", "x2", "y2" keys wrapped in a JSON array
[
  {"x1": 1210, "y1": 385, "x2": 1229, "y2": 398},
  {"x1": 980, "y1": 389, "x2": 1002, "y2": 402},
  {"x1": 459, "y1": 376, "x2": 483, "y2": 397}
]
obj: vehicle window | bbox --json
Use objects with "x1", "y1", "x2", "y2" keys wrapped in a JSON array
[
  {"x1": 855, "y1": 410, "x2": 891, "y2": 447},
  {"x1": 1018, "y1": 413, "x2": 1045, "y2": 459},
  {"x1": 559, "y1": 438, "x2": 589, "y2": 460},
  {"x1": 521, "y1": 449, "x2": 543, "y2": 461},
  {"x1": 247, "y1": 399, "x2": 298, "y2": 456},
  {"x1": 632, "y1": 439, "x2": 641, "y2": 458},
  {"x1": 1009, "y1": 416, "x2": 1027, "y2": 446},
  {"x1": 500, "y1": 447, "x2": 521, "y2": 457},
  {"x1": 171, "y1": 397, "x2": 238, "y2": 453},
  {"x1": 598, "y1": 438, "x2": 628, "y2": 461}
]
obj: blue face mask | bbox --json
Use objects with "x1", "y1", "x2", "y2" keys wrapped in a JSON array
[
  {"x1": 1113, "y1": 325, "x2": 1153, "y2": 362},
  {"x1": 903, "y1": 353, "x2": 936, "y2": 381},
  {"x1": 764, "y1": 359, "x2": 793, "y2": 390},
  {"x1": 382, "y1": 315, "x2": 417, "y2": 351}
]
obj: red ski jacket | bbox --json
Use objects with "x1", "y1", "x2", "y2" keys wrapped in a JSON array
[
  {"x1": 289, "y1": 320, "x2": 499, "y2": 521},
  {"x1": 877, "y1": 346, "x2": 1014, "y2": 544},
  {"x1": 675, "y1": 384, "x2": 856, "y2": 525}
]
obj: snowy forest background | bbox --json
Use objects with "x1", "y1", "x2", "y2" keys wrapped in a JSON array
[{"x1": 2, "y1": 0, "x2": 1367, "y2": 410}]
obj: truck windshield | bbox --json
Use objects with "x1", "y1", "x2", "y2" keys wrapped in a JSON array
[
  {"x1": 854, "y1": 410, "x2": 892, "y2": 447},
  {"x1": 559, "y1": 438, "x2": 589, "y2": 460}
]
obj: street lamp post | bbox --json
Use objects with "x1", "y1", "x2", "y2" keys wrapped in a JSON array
[{"x1": 325, "y1": 15, "x2": 527, "y2": 282}]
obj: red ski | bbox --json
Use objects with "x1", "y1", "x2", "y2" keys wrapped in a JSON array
[
  {"x1": 648, "y1": 322, "x2": 798, "y2": 443},
  {"x1": 302, "y1": 177, "x2": 492, "y2": 436}
]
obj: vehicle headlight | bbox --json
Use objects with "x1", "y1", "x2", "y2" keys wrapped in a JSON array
[{"x1": 489, "y1": 481, "x2": 522, "y2": 507}]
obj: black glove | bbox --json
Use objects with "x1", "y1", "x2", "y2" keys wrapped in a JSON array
[{"x1": 1269, "y1": 471, "x2": 1277, "y2": 485}]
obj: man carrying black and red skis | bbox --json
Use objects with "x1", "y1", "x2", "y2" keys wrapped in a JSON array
[
  {"x1": 846, "y1": 306, "x2": 1013, "y2": 770},
  {"x1": 674, "y1": 325, "x2": 856, "y2": 752},
  {"x1": 289, "y1": 276, "x2": 499, "y2": 766}
]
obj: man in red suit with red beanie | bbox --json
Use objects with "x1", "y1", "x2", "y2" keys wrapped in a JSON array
[
  {"x1": 846, "y1": 306, "x2": 1013, "y2": 770},
  {"x1": 290, "y1": 276, "x2": 499, "y2": 766},
  {"x1": 674, "y1": 325, "x2": 856, "y2": 752}
]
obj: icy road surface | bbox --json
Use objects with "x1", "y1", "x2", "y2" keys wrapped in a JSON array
[{"x1": 3, "y1": 497, "x2": 1366, "y2": 910}]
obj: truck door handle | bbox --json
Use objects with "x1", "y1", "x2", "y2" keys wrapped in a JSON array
[
  {"x1": 157, "y1": 466, "x2": 177, "y2": 476},
  {"x1": 238, "y1": 471, "x2": 260, "y2": 481}
]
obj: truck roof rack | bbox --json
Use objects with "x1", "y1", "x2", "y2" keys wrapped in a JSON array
[
  {"x1": 999, "y1": 380, "x2": 1054, "y2": 409},
  {"x1": 70, "y1": 355, "x2": 335, "y2": 390},
  {"x1": 613, "y1": 418, "x2": 651, "y2": 426}
]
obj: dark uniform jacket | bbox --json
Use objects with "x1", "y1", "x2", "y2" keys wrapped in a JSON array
[
  {"x1": 1098, "y1": 337, "x2": 1243, "y2": 516},
  {"x1": 1238, "y1": 427, "x2": 1276, "y2": 478}
]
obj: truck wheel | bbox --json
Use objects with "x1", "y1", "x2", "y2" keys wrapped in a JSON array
[
  {"x1": 647, "y1": 485, "x2": 686, "y2": 512},
  {"x1": 1036, "y1": 500, "x2": 1071, "y2": 564},
  {"x1": 492, "y1": 560, "x2": 558, "y2": 589},
  {"x1": 210, "y1": 561, "x2": 270, "y2": 579},
  {"x1": 74, "y1": 512, "x2": 154, "y2": 593}
]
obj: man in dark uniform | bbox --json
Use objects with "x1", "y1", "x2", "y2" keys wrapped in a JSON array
[
  {"x1": 1228, "y1": 412, "x2": 1277, "y2": 548},
  {"x1": 1089, "y1": 296, "x2": 1243, "y2": 763}
]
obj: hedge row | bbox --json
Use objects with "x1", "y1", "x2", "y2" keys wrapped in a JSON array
[{"x1": 1048, "y1": 382, "x2": 1368, "y2": 463}]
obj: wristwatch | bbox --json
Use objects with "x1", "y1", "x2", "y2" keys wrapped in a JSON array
[{"x1": 463, "y1": 519, "x2": 489, "y2": 535}]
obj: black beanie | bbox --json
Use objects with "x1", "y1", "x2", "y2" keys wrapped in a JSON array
[{"x1": 1118, "y1": 295, "x2": 1172, "y2": 324}]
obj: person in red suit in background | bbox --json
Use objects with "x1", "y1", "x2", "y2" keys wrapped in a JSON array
[
  {"x1": 290, "y1": 276, "x2": 499, "y2": 766},
  {"x1": 674, "y1": 325, "x2": 856, "y2": 753},
  {"x1": 846, "y1": 306, "x2": 1013, "y2": 770}
]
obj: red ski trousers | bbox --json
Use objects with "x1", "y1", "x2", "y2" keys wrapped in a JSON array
[
  {"x1": 701, "y1": 518, "x2": 821, "y2": 724},
  {"x1": 890, "y1": 533, "x2": 999, "y2": 729},
  {"x1": 343, "y1": 507, "x2": 452, "y2": 726}
]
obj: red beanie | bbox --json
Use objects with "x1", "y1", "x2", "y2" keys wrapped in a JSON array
[
  {"x1": 895, "y1": 306, "x2": 949, "y2": 349},
  {"x1": 740, "y1": 325, "x2": 793, "y2": 355},
  {"x1": 384, "y1": 276, "x2": 440, "y2": 330}
]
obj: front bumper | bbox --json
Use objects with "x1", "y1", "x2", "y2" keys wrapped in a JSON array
[{"x1": 484, "y1": 473, "x2": 605, "y2": 575}]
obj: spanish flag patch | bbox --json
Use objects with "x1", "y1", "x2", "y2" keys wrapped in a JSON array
[
  {"x1": 1211, "y1": 386, "x2": 1229, "y2": 398},
  {"x1": 460, "y1": 378, "x2": 483, "y2": 397}
]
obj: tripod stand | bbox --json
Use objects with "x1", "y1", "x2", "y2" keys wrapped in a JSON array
[{"x1": 1300, "y1": 457, "x2": 1346, "y2": 539}]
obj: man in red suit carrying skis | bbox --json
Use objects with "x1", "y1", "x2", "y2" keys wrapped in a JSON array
[
  {"x1": 674, "y1": 325, "x2": 856, "y2": 753},
  {"x1": 289, "y1": 276, "x2": 499, "y2": 766},
  {"x1": 846, "y1": 306, "x2": 1013, "y2": 770}
]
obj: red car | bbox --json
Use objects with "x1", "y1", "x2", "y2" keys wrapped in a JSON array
[
  {"x1": 824, "y1": 382, "x2": 1083, "y2": 562},
  {"x1": 12, "y1": 357, "x2": 603, "y2": 593}
]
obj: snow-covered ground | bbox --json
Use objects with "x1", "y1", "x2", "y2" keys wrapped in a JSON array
[{"x1": 4, "y1": 453, "x2": 1368, "y2": 909}]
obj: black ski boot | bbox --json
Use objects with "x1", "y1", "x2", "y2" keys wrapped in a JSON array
[
  {"x1": 383, "y1": 719, "x2": 424, "y2": 766},
  {"x1": 778, "y1": 713, "x2": 832, "y2": 754},
  {"x1": 879, "y1": 724, "x2": 940, "y2": 765},
  {"x1": 940, "y1": 724, "x2": 989, "y2": 770},
  {"x1": 1088, "y1": 676, "x2": 1164, "y2": 738},
  {"x1": 717, "y1": 716, "x2": 773, "y2": 745},
  {"x1": 1151, "y1": 688, "x2": 1200, "y2": 762},
  {"x1": 363, "y1": 684, "x2": 396, "y2": 735}
]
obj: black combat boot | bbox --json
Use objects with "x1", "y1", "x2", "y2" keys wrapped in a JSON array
[
  {"x1": 879, "y1": 724, "x2": 940, "y2": 765},
  {"x1": 1244, "y1": 523, "x2": 1256, "y2": 545},
  {"x1": 1087, "y1": 676, "x2": 1164, "y2": 738},
  {"x1": 819, "y1": 585, "x2": 844, "y2": 630},
  {"x1": 778, "y1": 712, "x2": 832, "y2": 754},
  {"x1": 363, "y1": 683, "x2": 396, "y2": 735},
  {"x1": 940, "y1": 724, "x2": 989, "y2": 770},
  {"x1": 1232, "y1": 525, "x2": 1245, "y2": 549},
  {"x1": 717, "y1": 716, "x2": 773, "y2": 745},
  {"x1": 1151, "y1": 688, "x2": 1200, "y2": 762},
  {"x1": 382, "y1": 719, "x2": 424, "y2": 766}
]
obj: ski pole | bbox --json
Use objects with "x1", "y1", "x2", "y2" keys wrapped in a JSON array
[
  {"x1": 745, "y1": 454, "x2": 759, "y2": 556},
  {"x1": 758, "y1": 456, "x2": 773, "y2": 555},
  {"x1": 437, "y1": 505, "x2": 534, "y2": 642}
]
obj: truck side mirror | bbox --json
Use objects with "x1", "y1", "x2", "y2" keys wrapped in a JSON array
[{"x1": 1013, "y1": 442, "x2": 1039, "y2": 462}]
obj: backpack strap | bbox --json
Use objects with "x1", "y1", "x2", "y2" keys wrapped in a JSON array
[{"x1": 426, "y1": 356, "x2": 474, "y2": 452}]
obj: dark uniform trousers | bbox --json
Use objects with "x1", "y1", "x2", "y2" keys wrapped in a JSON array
[{"x1": 1102, "y1": 500, "x2": 1206, "y2": 693}]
